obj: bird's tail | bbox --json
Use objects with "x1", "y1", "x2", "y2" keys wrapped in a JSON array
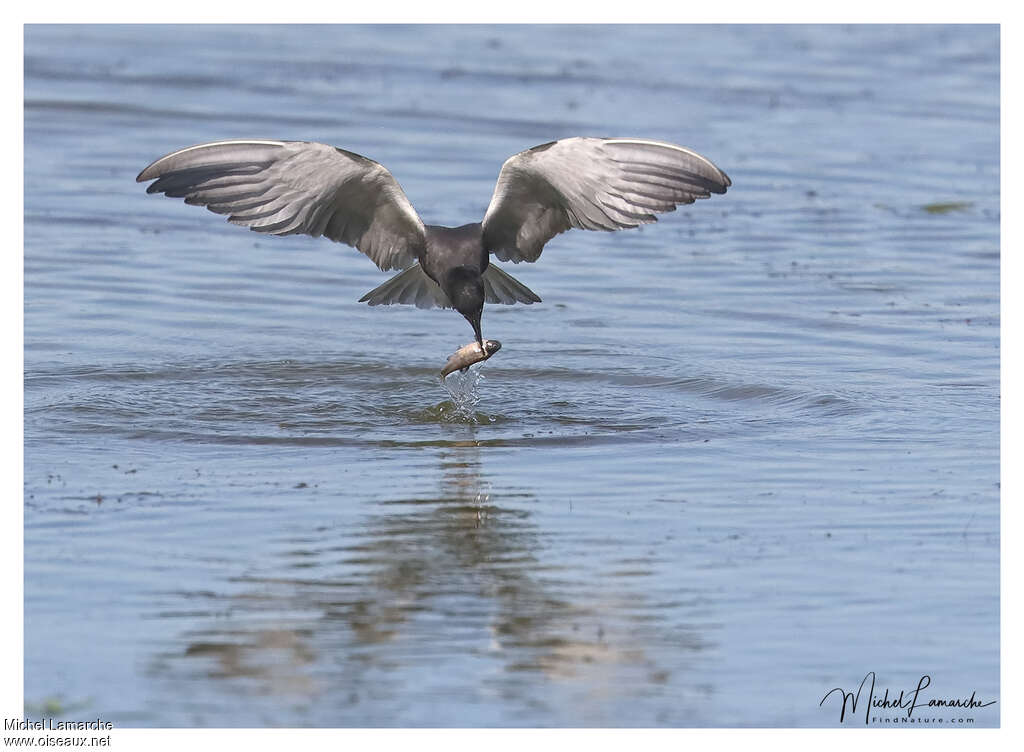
[
  {"x1": 482, "y1": 264, "x2": 542, "y2": 305},
  {"x1": 359, "y1": 264, "x2": 451, "y2": 309},
  {"x1": 360, "y1": 263, "x2": 541, "y2": 309}
]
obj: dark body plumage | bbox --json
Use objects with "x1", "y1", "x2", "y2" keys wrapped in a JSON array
[
  {"x1": 421, "y1": 223, "x2": 489, "y2": 343},
  {"x1": 137, "y1": 137, "x2": 730, "y2": 348}
]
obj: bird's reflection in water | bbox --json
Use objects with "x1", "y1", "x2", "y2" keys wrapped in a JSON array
[{"x1": 163, "y1": 430, "x2": 701, "y2": 722}]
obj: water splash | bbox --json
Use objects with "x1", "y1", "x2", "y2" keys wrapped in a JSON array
[{"x1": 440, "y1": 366, "x2": 487, "y2": 423}]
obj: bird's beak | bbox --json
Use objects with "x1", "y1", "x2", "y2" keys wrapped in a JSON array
[{"x1": 470, "y1": 312, "x2": 483, "y2": 348}]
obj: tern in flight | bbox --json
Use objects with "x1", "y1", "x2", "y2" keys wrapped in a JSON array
[{"x1": 137, "y1": 137, "x2": 730, "y2": 349}]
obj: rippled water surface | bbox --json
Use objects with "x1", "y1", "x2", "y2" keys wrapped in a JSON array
[{"x1": 24, "y1": 25, "x2": 999, "y2": 727}]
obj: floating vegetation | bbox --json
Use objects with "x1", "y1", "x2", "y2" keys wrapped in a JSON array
[
  {"x1": 921, "y1": 201, "x2": 974, "y2": 214},
  {"x1": 24, "y1": 695, "x2": 91, "y2": 717}
]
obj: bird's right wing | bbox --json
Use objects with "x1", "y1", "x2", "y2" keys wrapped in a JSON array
[
  {"x1": 137, "y1": 140, "x2": 426, "y2": 271},
  {"x1": 481, "y1": 137, "x2": 731, "y2": 263}
]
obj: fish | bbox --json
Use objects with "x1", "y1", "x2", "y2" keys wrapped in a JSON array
[{"x1": 440, "y1": 339, "x2": 502, "y2": 379}]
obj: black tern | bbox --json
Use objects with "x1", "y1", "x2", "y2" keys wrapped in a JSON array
[{"x1": 137, "y1": 137, "x2": 730, "y2": 348}]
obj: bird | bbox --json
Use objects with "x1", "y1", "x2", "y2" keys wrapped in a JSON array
[{"x1": 136, "y1": 137, "x2": 730, "y2": 349}]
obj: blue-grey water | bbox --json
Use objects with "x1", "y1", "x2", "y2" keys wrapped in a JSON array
[{"x1": 23, "y1": 25, "x2": 999, "y2": 727}]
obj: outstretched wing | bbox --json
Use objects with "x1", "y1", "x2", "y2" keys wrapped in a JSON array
[
  {"x1": 481, "y1": 137, "x2": 731, "y2": 263},
  {"x1": 137, "y1": 140, "x2": 426, "y2": 271}
]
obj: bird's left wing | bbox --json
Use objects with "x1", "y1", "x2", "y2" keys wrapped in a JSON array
[
  {"x1": 481, "y1": 137, "x2": 731, "y2": 263},
  {"x1": 137, "y1": 140, "x2": 426, "y2": 271}
]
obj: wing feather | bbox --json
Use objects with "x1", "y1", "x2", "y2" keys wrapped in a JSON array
[
  {"x1": 137, "y1": 140, "x2": 426, "y2": 271},
  {"x1": 481, "y1": 137, "x2": 730, "y2": 263}
]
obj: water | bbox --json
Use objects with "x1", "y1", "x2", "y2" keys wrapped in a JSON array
[
  {"x1": 23, "y1": 25, "x2": 999, "y2": 727},
  {"x1": 441, "y1": 366, "x2": 491, "y2": 422}
]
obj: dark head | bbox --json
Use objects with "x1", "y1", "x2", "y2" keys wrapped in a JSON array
[{"x1": 444, "y1": 265, "x2": 485, "y2": 345}]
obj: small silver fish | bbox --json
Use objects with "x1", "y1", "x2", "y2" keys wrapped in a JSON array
[{"x1": 440, "y1": 339, "x2": 501, "y2": 379}]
